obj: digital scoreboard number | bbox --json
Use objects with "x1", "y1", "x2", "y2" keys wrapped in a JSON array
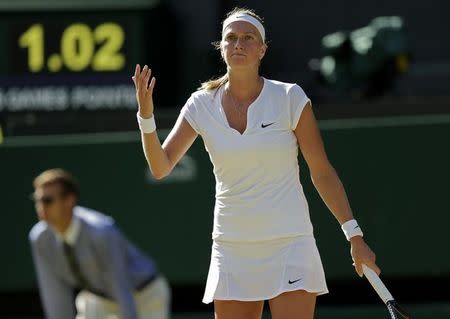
[
  {"x1": 0, "y1": 3, "x2": 168, "y2": 136},
  {"x1": 18, "y1": 22, "x2": 126, "y2": 73}
]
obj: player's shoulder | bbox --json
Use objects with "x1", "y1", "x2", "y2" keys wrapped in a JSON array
[
  {"x1": 264, "y1": 78, "x2": 305, "y2": 95},
  {"x1": 182, "y1": 88, "x2": 219, "y2": 119},
  {"x1": 189, "y1": 88, "x2": 217, "y2": 105}
]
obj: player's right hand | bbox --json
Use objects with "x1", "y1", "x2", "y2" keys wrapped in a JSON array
[{"x1": 132, "y1": 64, "x2": 156, "y2": 119}]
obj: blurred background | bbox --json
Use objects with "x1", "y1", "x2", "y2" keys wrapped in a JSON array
[{"x1": 0, "y1": 0, "x2": 449, "y2": 318}]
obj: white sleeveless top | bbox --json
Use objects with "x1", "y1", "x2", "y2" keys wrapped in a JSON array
[{"x1": 181, "y1": 78, "x2": 314, "y2": 241}]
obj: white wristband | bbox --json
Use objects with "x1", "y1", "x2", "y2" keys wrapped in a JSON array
[
  {"x1": 137, "y1": 113, "x2": 156, "y2": 133},
  {"x1": 341, "y1": 219, "x2": 364, "y2": 241}
]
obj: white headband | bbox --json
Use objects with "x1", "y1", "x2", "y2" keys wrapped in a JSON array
[{"x1": 222, "y1": 13, "x2": 265, "y2": 42}]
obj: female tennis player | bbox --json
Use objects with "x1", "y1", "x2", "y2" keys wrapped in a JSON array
[{"x1": 132, "y1": 7, "x2": 380, "y2": 319}]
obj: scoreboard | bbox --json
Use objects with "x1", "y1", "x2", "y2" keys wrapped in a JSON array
[
  {"x1": 16, "y1": 22, "x2": 127, "y2": 74},
  {"x1": 0, "y1": 0, "x2": 173, "y2": 136}
]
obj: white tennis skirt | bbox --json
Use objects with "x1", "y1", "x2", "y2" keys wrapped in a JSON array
[{"x1": 202, "y1": 235, "x2": 328, "y2": 304}]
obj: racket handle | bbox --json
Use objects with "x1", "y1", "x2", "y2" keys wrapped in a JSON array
[{"x1": 362, "y1": 264, "x2": 394, "y2": 304}]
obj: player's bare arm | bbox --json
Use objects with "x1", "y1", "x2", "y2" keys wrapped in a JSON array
[
  {"x1": 295, "y1": 102, "x2": 380, "y2": 276},
  {"x1": 133, "y1": 64, "x2": 197, "y2": 179}
]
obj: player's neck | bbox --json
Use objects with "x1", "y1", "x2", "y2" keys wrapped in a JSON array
[{"x1": 227, "y1": 72, "x2": 263, "y2": 100}]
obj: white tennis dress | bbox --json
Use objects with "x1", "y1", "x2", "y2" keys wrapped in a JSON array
[{"x1": 180, "y1": 78, "x2": 328, "y2": 303}]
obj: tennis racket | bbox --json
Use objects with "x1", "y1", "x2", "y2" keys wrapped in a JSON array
[{"x1": 362, "y1": 264, "x2": 411, "y2": 319}]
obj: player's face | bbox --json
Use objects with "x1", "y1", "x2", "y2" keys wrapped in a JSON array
[
  {"x1": 221, "y1": 21, "x2": 266, "y2": 70},
  {"x1": 33, "y1": 184, "x2": 71, "y2": 227}
]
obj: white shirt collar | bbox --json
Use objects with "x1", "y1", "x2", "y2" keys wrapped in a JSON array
[{"x1": 54, "y1": 213, "x2": 81, "y2": 245}]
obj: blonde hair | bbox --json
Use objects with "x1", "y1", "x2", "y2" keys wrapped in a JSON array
[
  {"x1": 33, "y1": 168, "x2": 79, "y2": 198},
  {"x1": 198, "y1": 7, "x2": 266, "y2": 91}
]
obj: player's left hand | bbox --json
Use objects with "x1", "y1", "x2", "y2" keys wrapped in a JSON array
[{"x1": 350, "y1": 236, "x2": 380, "y2": 277}]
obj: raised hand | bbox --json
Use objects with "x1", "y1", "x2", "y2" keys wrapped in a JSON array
[{"x1": 132, "y1": 64, "x2": 156, "y2": 119}]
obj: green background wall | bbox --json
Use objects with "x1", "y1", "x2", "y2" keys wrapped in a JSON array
[{"x1": 1, "y1": 114, "x2": 449, "y2": 291}]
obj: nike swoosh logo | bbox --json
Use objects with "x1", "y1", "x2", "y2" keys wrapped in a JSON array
[
  {"x1": 261, "y1": 122, "x2": 275, "y2": 128},
  {"x1": 354, "y1": 225, "x2": 360, "y2": 229},
  {"x1": 288, "y1": 278, "x2": 302, "y2": 284}
]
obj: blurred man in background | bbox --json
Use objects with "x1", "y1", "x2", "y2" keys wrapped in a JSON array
[{"x1": 29, "y1": 168, "x2": 171, "y2": 319}]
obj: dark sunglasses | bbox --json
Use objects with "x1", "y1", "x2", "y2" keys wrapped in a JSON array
[{"x1": 30, "y1": 194, "x2": 61, "y2": 206}]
